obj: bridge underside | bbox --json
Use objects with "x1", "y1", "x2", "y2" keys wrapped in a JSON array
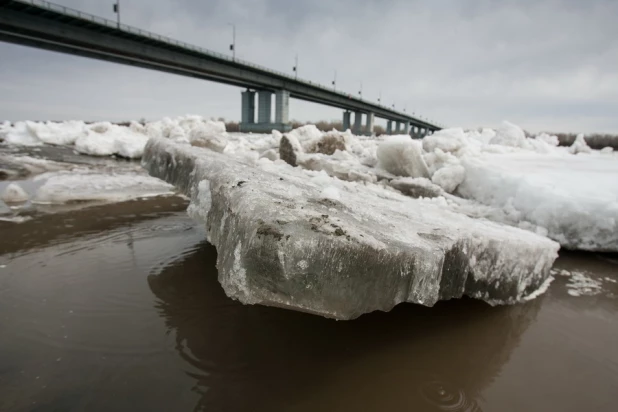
[{"x1": 0, "y1": 0, "x2": 442, "y2": 136}]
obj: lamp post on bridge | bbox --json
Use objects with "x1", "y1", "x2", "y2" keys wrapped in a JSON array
[
  {"x1": 113, "y1": 1, "x2": 120, "y2": 28},
  {"x1": 358, "y1": 81, "x2": 362, "y2": 99},
  {"x1": 332, "y1": 70, "x2": 337, "y2": 90},
  {"x1": 228, "y1": 23, "x2": 236, "y2": 60},
  {"x1": 293, "y1": 54, "x2": 298, "y2": 79}
]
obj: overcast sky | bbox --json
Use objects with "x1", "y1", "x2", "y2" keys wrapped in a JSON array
[{"x1": 1, "y1": 0, "x2": 617, "y2": 133}]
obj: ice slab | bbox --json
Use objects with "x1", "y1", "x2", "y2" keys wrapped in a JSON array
[
  {"x1": 34, "y1": 171, "x2": 175, "y2": 204},
  {"x1": 143, "y1": 138, "x2": 559, "y2": 320}
]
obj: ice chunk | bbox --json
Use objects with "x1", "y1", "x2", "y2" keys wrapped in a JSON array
[
  {"x1": 0, "y1": 154, "x2": 70, "y2": 179},
  {"x1": 287, "y1": 124, "x2": 323, "y2": 148},
  {"x1": 387, "y1": 177, "x2": 444, "y2": 198},
  {"x1": 600, "y1": 147, "x2": 614, "y2": 154},
  {"x1": 490, "y1": 121, "x2": 528, "y2": 148},
  {"x1": 535, "y1": 133, "x2": 559, "y2": 147},
  {"x1": 279, "y1": 134, "x2": 304, "y2": 167},
  {"x1": 422, "y1": 128, "x2": 467, "y2": 153},
  {"x1": 259, "y1": 149, "x2": 279, "y2": 161},
  {"x1": 2, "y1": 122, "x2": 42, "y2": 146},
  {"x1": 312, "y1": 132, "x2": 348, "y2": 155},
  {"x1": 431, "y1": 164, "x2": 466, "y2": 193},
  {"x1": 28, "y1": 120, "x2": 86, "y2": 145},
  {"x1": 142, "y1": 138, "x2": 559, "y2": 320},
  {"x1": 34, "y1": 172, "x2": 174, "y2": 204},
  {"x1": 568, "y1": 134, "x2": 592, "y2": 155},
  {"x1": 75, "y1": 122, "x2": 149, "y2": 158},
  {"x1": 188, "y1": 121, "x2": 228, "y2": 152},
  {"x1": 1, "y1": 182, "x2": 29, "y2": 203},
  {"x1": 377, "y1": 136, "x2": 430, "y2": 178}
]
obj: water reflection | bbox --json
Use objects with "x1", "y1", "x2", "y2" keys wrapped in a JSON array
[{"x1": 148, "y1": 242, "x2": 543, "y2": 412}]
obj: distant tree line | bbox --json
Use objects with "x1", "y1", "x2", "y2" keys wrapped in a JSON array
[
  {"x1": 222, "y1": 118, "x2": 387, "y2": 135},
  {"x1": 549, "y1": 133, "x2": 618, "y2": 150}
]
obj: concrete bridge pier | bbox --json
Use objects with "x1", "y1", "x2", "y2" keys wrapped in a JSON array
[
  {"x1": 240, "y1": 89, "x2": 291, "y2": 133},
  {"x1": 342, "y1": 111, "x2": 351, "y2": 131},
  {"x1": 403, "y1": 122, "x2": 410, "y2": 135},
  {"x1": 395, "y1": 121, "x2": 402, "y2": 134},
  {"x1": 353, "y1": 111, "x2": 363, "y2": 135},
  {"x1": 275, "y1": 90, "x2": 291, "y2": 131},
  {"x1": 241, "y1": 90, "x2": 256, "y2": 126},
  {"x1": 386, "y1": 120, "x2": 393, "y2": 135},
  {"x1": 257, "y1": 90, "x2": 272, "y2": 124},
  {"x1": 365, "y1": 112, "x2": 375, "y2": 135}
]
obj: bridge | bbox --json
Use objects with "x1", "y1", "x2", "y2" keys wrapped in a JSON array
[{"x1": 0, "y1": 0, "x2": 443, "y2": 136}]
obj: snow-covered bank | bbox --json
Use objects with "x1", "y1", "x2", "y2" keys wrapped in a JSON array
[{"x1": 3, "y1": 116, "x2": 617, "y2": 251}]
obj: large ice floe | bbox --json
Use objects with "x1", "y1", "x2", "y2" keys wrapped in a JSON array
[
  {"x1": 4, "y1": 115, "x2": 617, "y2": 316},
  {"x1": 143, "y1": 137, "x2": 559, "y2": 319}
]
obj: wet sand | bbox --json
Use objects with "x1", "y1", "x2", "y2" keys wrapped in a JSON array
[{"x1": 0, "y1": 196, "x2": 616, "y2": 412}]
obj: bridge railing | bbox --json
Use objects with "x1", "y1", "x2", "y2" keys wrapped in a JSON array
[{"x1": 15, "y1": 0, "x2": 441, "y2": 128}]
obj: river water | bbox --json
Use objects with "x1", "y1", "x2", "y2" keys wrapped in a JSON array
[{"x1": 1, "y1": 165, "x2": 617, "y2": 411}]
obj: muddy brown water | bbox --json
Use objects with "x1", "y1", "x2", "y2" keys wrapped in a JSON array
[{"x1": 0, "y1": 197, "x2": 617, "y2": 412}]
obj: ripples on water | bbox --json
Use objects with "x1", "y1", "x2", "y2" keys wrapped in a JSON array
[{"x1": 0, "y1": 197, "x2": 616, "y2": 411}]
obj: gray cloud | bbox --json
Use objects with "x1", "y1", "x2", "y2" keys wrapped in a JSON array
[{"x1": 1, "y1": 0, "x2": 617, "y2": 133}]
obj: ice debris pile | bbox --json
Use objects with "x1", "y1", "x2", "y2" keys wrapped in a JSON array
[
  {"x1": 3, "y1": 116, "x2": 616, "y2": 252},
  {"x1": 143, "y1": 137, "x2": 559, "y2": 319},
  {"x1": 0, "y1": 116, "x2": 227, "y2": 159}
]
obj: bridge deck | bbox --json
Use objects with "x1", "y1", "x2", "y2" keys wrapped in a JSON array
[{"x1": 0, "y1": 0, "x2": 441, "y2": 130}]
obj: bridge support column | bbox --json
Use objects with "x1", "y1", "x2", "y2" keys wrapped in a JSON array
[
  {"x1": 386, "y1": 120, "x2": 393, "y2": 135},
  {"x1": 257, "y1": 90, "x2": 272, "y2": 124},
  {"x1": 353, "y1": 111, "x2": 363, "y2": 135},
  {"x1": 342, "y1": 111, "x2": 351, "y2": 131},
  {"x1": 365, "y1": 113, "x2": 374, "y2": 135},
  {"x1": 403, "y1": 122, "x2": 410, "y2": 135},
  {"x1": 395, "y1": 121, "x2": 402, "y2": 134},
  {"x1": 240, "y1": 89, "x2": 291, "y2": 132},
  {"x1": 240, "y1": 90, "x2": 255, "y2": 128},
  {"x1": 275, "y1": 89, "x2": 291, "y2": 131}
]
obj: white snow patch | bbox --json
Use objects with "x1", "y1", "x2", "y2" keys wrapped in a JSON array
[{"x1": 320, "y1": 186, "x2": 341, "y2": 201}]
